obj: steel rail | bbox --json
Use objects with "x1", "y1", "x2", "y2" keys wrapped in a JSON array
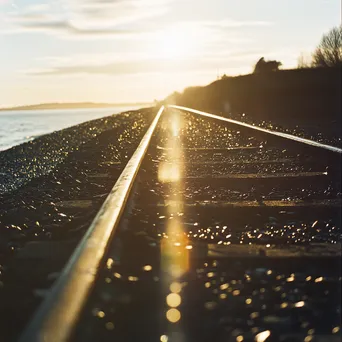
[
  {"x1": 169, "y1": 105, "x2": 342, "y2": 154},
  {"x1": 19, "y1": 106, "x2": 165, "y2": 342}
]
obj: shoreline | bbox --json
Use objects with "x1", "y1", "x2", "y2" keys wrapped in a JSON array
[
  {"x1": 0, "y1": 106, "x2": 153, "y2": 194},
  {"x1": 0, "y1": 102, "x2": 153, "y2": 111},
  {"x1": 0, "y1": 105, "x2": 151, "y2": 152}
]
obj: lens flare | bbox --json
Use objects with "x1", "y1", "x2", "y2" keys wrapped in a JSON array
[
  {"x1": 170, "y1": 282, "x2": 182, "y2": 293},
  {"x1": 160, "y1": 109, "x2": 187, "y2": 336},
  {"x1": 166, "y1": 293, "x2": 181, "y2": 307},
  {"x1": 166, "y1": 308, "x2": 181, "y2": 323},
  {"x1": 255, "y1": 330, "x2": 271, "y2": 342}
]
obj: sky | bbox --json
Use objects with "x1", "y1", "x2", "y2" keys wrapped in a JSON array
[{"x1": 0, "y1": 0, "x2": 340, "y2": 107}]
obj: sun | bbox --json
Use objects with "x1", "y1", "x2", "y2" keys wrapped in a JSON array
[{"x1": 157, "y1": 25, "x2": 198, "y2": 60}]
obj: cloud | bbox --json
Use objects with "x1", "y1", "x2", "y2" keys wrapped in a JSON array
[
  {"x1": 2, "y1": 0, "x2": 173, "y2": 38},
  {"x1": 24, "y1": 58, "x2": 194, "y2": 76},
  {"x1": 12, "y1": 18, "x2": 139, "y2": 36},
  {"x1": 21, "y1": 46, "x2": 274, "y2": 77},
  {"x1": 200, "y1": 19, "x2": 273, "y2": 29},
  {"x1": 2, "y1": 0, "x2": 273, "y2": 39}
]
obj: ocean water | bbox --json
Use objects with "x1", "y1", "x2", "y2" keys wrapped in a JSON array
[{"x1": 0, "y1": 106, "x2": 142, "y2": 151}]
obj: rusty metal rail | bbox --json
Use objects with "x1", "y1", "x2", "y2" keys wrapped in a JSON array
[
  {"x1": 169, "y1": 105, "x2": 342, "y2": 154},
  {"x1": 19, "y1": 106, "x2": 165, "y2": 342}
]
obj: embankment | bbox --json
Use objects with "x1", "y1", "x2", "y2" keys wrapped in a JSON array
[{"x1": 166, "y1": 67, "x2": 341, "y2": 140}]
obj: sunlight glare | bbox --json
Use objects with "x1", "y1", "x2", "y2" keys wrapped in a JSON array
[
  {"x1": 166, "y1": 308, "x2": 181, "y2": 323},
  {"x1": 255, "y1": 330, "x2": 271, "y2": 342},
  {"x1": 158, "y1": 26, "x2": 197, "y2": 60},
  {"x1": 170, "y1": 282, "x2": 182, "y2": 293},
  {"x1": 158, "y1": 162, "x2": 181, "y2": 183},
  {"x1": 166, "y1": 293, "x2": 181, "y2": 307}
]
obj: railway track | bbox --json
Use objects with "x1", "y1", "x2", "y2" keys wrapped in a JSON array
[{"x1": 19, "y1": 106, "x2": 341, "y2": 342}]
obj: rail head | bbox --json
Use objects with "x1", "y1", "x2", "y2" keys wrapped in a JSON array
[
  {"x1": 19, "y1": 106, "x2": 165, "y2": 342},
  {"x1": 169, "y1": 105, "x2": 342, "y2": 154}
]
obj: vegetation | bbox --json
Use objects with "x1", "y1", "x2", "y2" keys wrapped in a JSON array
[
  {"x1": 254, "y1": 57, "x2": 282, "y2": 73},
  {"x1": 297, "y1": 26, "x2": 342, "y2": 69},
  {"x1": 312, "y1": 25, "x2": 342, "y2": 67},
  {"x1": 164, "y1": 67, "x2": 341, "y2": 129}
]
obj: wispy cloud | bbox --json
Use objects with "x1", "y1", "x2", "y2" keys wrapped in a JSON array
[
  {"x1": 21, "y1": 46, "x2": 275, "y2": 77},
  {"x1": 199, "y1": 19, "x2": 273, "y2": 28},
  {"x1": 1, "y1": 0, "x2": 173, "y2": 38},
  {"x1": 2, "y1": 0, "x2": 273, "y2": 39},
  {"x1": 10, "y1": 18, "x2": 140, "y2": 37},
  {"x1": 23, "y1": 56, "x2": 197, "y2": 76}
]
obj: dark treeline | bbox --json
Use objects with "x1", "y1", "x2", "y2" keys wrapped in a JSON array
[{"x1": 164, "y1": 67, "x2": 341, "y2": 128}]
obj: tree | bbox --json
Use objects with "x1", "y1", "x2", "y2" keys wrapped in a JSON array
[
  {"x1": 254, "y1": 57, "x2": 282, "y2": 73},
  {"x1": 312, "y1": 26, "x2": 342, "y2": 67}
]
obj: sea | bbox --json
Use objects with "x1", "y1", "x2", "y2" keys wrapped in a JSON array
[{"x1": 0, "y1": 106, "x2": 142, "y2": 151}]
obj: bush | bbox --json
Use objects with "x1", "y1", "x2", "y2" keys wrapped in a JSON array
[{"x1": 254, "y1": 57, "x2": 282, "y2": 73}]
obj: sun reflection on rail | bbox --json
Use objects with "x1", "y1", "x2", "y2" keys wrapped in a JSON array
[{"x1": 159, "y1": 109, "x2": 188, "y2": 341}]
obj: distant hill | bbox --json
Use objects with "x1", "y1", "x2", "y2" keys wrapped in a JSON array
[{"x1": 0, "y1": 102, "x2": 153, "y2": 111}]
